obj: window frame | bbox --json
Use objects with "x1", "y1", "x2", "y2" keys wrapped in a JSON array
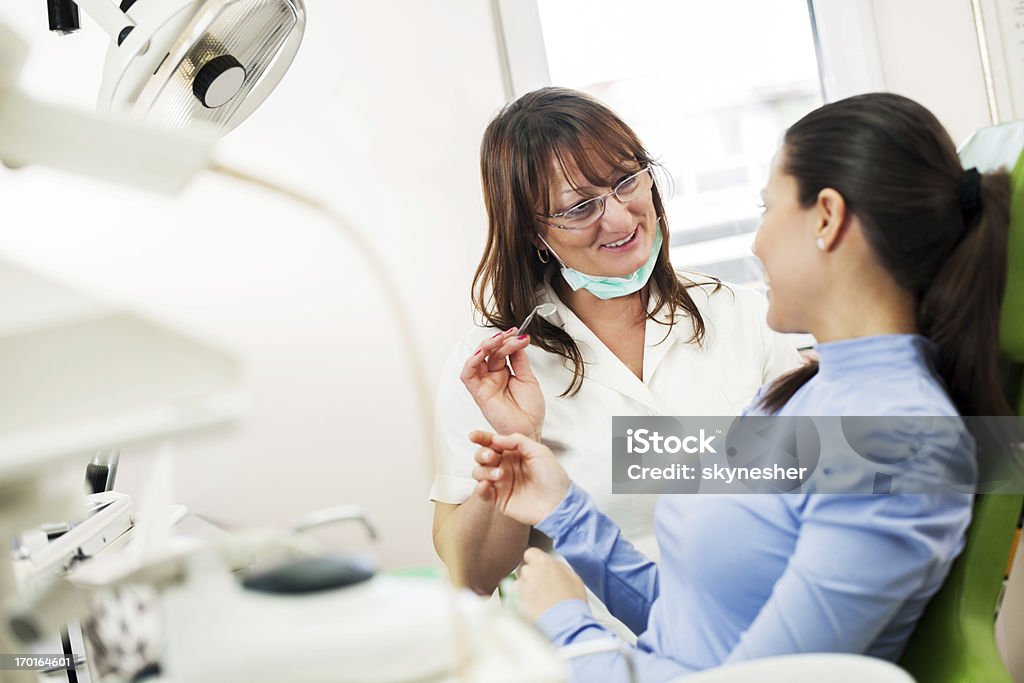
[
  {"x1": 972, "y1": 0, "x2": 1024, "y2": 123},
  {"x1": 808, "y1": 0, "x2": 887, "y2": 101},
  {"x1": 493, "y1": 0, "x2": 887, "y2": 102}
]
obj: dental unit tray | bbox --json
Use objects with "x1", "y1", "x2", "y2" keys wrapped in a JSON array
[{"x1": 14, "y1": 492, "x2": 133, "y2": 588}]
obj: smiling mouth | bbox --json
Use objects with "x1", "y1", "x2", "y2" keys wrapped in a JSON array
[{"x1": 601, "y1": 227, "x2": 639, "y2": 250}]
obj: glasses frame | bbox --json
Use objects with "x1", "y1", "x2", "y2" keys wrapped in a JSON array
[{"x1": 537, "y1": 165, "x2": 655, "y2": 231}]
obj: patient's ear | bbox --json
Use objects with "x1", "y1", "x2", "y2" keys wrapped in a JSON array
[{"x1": 815, "y1": 188, "x2": 848, "y2": 251}]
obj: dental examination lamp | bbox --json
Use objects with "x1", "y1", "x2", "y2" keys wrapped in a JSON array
[
  {"x1": 46, "y1": 0, "x2": 305, "y2": 134},
  {"x1": 0, "y1": 0, "x2": 304, "y2": 194}
]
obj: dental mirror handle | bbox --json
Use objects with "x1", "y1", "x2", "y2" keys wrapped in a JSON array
[
  {"x1": 517, "y1": 308, "x2": 539, "y2": 334},
  {"x1": 517, "y1": 303, "x2": 556, "y2": 334}
]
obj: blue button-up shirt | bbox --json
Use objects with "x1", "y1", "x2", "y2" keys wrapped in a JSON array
[{"x1": 534, "y1": 335, "x2": 974, "y2": 681}]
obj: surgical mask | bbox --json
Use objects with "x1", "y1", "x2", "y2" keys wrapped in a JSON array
[{"x1": 539, "y1": 227, "x2": 663, "y2": 300}]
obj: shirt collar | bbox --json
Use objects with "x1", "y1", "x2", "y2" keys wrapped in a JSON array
[
  {"x1": 535, "y1": 280, "x2": 684, "y2": 409},
  {"x1": 815, "y1": 334, "x2": 938, "y2": 381}
]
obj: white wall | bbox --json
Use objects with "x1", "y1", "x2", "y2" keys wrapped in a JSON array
[
  {"x1": 814, "y1": 0, "x2": 992, "y2": 145},
  {"x1": 871, "y1": 0, "x2": 993, "y2": 145},
  {"x1": 0, "y1": 0, "x2": 508, "y2": 569}
]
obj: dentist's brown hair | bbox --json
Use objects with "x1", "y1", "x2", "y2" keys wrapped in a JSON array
[{"x1": 474, "y1": 87, "x2": 718, "y2": 396}]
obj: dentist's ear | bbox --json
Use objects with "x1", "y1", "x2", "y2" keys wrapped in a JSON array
[
  {"x1": 814, "y1": 188, "x2": 847, "y2": 252},
  {"x1": 532, "y1": 231, "x2": 562, "y2": 266}
]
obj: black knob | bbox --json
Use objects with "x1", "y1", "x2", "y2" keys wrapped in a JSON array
[
  {"x1": 47, "y1": 0, "x2": 80, "y2": 34},
  {"x1": 193, "y1": 54, "x2": 247, "y2": 109},
  {"x1": 240, "y1": 554, "x2": 377, "y2": 594},
  {"x1": 116, "y1": 1, "x2": 136, "y2": 46}
]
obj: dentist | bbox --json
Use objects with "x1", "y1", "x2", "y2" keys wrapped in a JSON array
[{"x1": 430, "y1": 88, "x2": 799, "y2": 595}]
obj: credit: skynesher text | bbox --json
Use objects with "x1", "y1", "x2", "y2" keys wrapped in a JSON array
[{"x1": 627, "y1": 463, "x2": 809, "y2": 483}]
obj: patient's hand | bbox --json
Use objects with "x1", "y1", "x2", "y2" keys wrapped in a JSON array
[
  {"x1": 469, "y1": 431, "x2": 570, "y2": 526},
  {"x1": 517, "y1": 548, "x2": 586, "y2": 622},
  {"x1": 460, "y1": 330, "x2": 544, "y2": 441}
]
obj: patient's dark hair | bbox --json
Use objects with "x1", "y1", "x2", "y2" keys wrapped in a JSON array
[{"x1": 759, "y1": 93, "x2": 1012, "y2": 416}]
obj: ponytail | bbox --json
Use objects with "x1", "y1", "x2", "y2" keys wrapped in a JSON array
[{"x1": 919, "y1": 169, "x2": 1013, "y2": 416}]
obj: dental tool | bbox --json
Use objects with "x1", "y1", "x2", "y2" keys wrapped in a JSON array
[{"x1": 516, "y1": 303, "x2": 556, "y2": 334}]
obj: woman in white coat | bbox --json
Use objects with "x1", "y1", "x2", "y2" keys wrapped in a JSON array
[{"x1": 431, "y1": 87, "x2": 800, "y2": 595}]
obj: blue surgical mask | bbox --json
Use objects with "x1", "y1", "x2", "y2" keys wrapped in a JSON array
[{"x1": 539, "y1": 227, "x2": 663, "y2": 300}]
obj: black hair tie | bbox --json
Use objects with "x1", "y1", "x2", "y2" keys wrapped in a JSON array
[{"x1": 960, "y1": 167, "x2": 982, "y2": 225}]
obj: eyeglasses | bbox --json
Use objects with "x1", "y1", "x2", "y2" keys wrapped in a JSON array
[{"x1": 539, "y1": 166, "x2": 655, "y2": 231}]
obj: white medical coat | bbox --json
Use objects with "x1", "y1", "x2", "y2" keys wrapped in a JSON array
[{"x1": 430, "y1": 276, "x2": 801, "y2": 545}]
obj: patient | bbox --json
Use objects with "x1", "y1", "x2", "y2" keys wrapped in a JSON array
[{"x1": 467, "y1": 93, "x2": 1012, "y2": 680}]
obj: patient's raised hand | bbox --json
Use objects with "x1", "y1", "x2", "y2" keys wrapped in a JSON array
[{"x1": 469, "y1": 431, "x2": 570, "y2": 526}]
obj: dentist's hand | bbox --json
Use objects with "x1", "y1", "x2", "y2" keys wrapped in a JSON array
[
  {"x1": 470, "y1": 431, "x2": 570, "y2": 526},
  {"x1": 461, "y1": 330, "x2": 544, "y2": 441}
]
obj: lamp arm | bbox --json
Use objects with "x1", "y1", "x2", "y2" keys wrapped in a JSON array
[
  {"x1": 71, "y1": 0, "x2": 134, "y2": 38},
  {"x1": 0, "y1": 90, "x2": 213, "y2": 193}
]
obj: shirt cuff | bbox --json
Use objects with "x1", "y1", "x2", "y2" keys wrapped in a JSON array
[
  {"x1": 534, "y1": 598, "x2": 603, "y2": 646},
  {"x1": 428, "y1": 474, "x2": 476, "y2": 503},
  {"x1": 535, "y1": 481, "x2": 592, "y2": 545}
]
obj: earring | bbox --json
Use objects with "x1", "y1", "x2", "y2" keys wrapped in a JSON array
[
  {"x1": 536, "y1": 247, "x2": 550, "y2": 264},
  {"x1": 816, "y1": 238, "x2": 826, "y2": 251}
]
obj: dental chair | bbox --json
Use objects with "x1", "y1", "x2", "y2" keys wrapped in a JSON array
[{"x1": 899, "y1": 128, "x2": 1024, "y2": 683}]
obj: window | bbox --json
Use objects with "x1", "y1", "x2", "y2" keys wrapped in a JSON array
[{"x1": 504, "y1": 0, "x2": 825, "y2": 288}]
